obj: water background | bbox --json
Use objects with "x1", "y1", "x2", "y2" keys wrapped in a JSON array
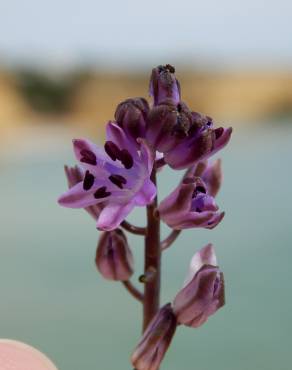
[{"x1": 0, "y1": 123, "x2": 291, "y2": 370}]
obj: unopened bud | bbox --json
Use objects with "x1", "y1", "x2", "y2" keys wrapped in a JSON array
[
  {"x1": 149, "y1": 64, "x2": 181, "y2": 105},
  {"x1": 95, "y1": 229, "x2": 134, "y2": 281},
  {"x1": 173, "y1": 244, "x2": 225, "y2": 328},
  {"x1": 115, "y1": 98, "x2": 149, "y2": 145},
  {"x1": 131, "y1": 303, "x2": 177, "y2": 370}
]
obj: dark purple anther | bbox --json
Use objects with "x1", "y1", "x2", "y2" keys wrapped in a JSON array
[
  {"x1": 94, "y1": 186, "x2": 111, "y2": 199},
  {"x1": 83, "y1": 170, "x2": 95, "y2": 191},
  {"x1": 109, "y1": 174, "x2": 127, "y2": 189},
  {"x1": 80, "y1": 149, "x2": 97, "y2": 166},
  {"x1": 104, "y1": 141, "x2": 121, "y2": 161},
  {"x1": 119, "y1": 149, "x2": 134, "y2": 169}
]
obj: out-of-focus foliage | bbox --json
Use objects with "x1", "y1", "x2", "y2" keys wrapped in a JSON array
[{"x1": 15, "y1": 69, "x2": 92, "y2": 114}]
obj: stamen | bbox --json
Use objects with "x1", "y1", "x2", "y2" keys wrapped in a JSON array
[
  {"x1": 80, "y1": 149, "x2": 97, "y2": 165},
  {"x1": 195, "y1": 186, "x2": 206, "y2": 194},
  {"x1": 104, "y1": 141, "x2": 121, "y2": 161},
  {"x1": 83, "y1": 170, "x2": 95, "y2": 191},
  {"x1": 109, "y1": 174, "x2": 127, "y2": 189},
  {"x1": 94, "y1": 186, "x2": 111, "y2": 199},
  {"x1": 119, "y1": 149, "x2": 134, "y2": 169}
]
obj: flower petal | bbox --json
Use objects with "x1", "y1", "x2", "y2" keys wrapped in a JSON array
[
  {"x1": 134, "y1": 178, "x2": 157, "y2": 206},
  {"x1": 96, "y1": 201, "x2": 135, "y2": 231},
  {"x1": 58, "y1": 182, "x2": 102, "y2": 208},
  {"x1": 184, "y1": 244, "x2": 217, "y2": 286},
  {"x1": 73, "y1": 138, "x2": 108, "y2": 175},
  {"x1": 106, "y1": 121, "x2": 137, "y2": 158},
  {"x1": 137, "y1": 138, "x2": 155, "y2": 174}
]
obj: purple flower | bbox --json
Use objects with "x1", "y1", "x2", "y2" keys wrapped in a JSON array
[
  {"x1": 158, "y1": 170, "x2": 224, "y2": 230},
  {"x1": 58, "y1": 122, "x2": 156, "y2": 231},
  {"x1": 146, "y1": 101, "x2": 193, "y2": 153},
  {"x1": 146, "y1": 100, "x2": 232, "y2": 170},
  {"x1": 131, "y1": 303, "x2": 177, "y2": 370},
  {"x1": 95, "y1": 229, "x2": 133, "y2": 281},
  {"x1": 149, "y1": 64, "x2": 181, "y2": 106},
  {"x1": 162, "y1": 111, "x2": 232, "y2": 170},
  {"x1": 173, "y1": 244, "x2": 225, "y2": 328},
  {"x1": 115, "y1": 97, "x2": 149, "y2": 147}
]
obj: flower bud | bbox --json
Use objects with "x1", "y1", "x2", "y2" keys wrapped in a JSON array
[
  {"x1": 146, "y1": 102, "x2": 193, "y2": 153},
  {"x1": 115, "y1": 98, "x2": 149, "y2": 145},
  {"x1": 149, "y1": 64, "x2": 181, "y2": 105},
  {"x1": 95, "y1": 229, "x2": 134, "y2": 281},
  {"x1": 163, "y1": 112, "x2": 232, "y2": 170},
  {"x1": 131, "y1": 303, "x2": 177, "y2": 370},
  {"x1": 173, "y1": 244, "x2": 225, "y2": 328},
  {"x1": 158, "y1": 175, "x2": 224, "y2": 230}
]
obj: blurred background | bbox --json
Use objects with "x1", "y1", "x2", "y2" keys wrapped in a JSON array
[{"x1": 0, "y1": 1, "x2": 291, "y2": 369}]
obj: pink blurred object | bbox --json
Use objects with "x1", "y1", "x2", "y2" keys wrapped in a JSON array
[{"x1": 0, "y1": 340, "x2": 58, "y2": 370}]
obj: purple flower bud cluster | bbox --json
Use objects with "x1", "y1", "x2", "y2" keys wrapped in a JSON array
[{"x1": 58, "y1": 64, "x2": 232, "y2": 370}]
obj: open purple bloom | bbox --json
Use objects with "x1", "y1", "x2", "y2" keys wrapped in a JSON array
[
  {"x1": 131, "y1": 303, "x2": 177, "y2": 370},
  {"x1": 158, "y1": 170, "x2": 224, "y2": 230},
  {"x1": 173, "y1": 244, "x2": 225, "y2": 328},
  {"x1": 95, "y1": 229, "x2": 133, "y2": 281},
  {"x1": 149, "y1": 64, "x2": 181, "y2": 106},
  {"x1": 58, "y1": 122, "x2": 156, "y2": 231}
]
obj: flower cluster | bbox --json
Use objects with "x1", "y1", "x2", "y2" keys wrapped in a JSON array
[{"x1": 58, "y1": 64, "x2": 232, "y2": 370}]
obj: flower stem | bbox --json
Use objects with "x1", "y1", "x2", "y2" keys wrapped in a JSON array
[
  {"x1": 161, "y1": 229, "x2": 181, "y2": 251},
  {"x1": 143, "y1": 168, "x2": 161, "y2": 331},
  {"x1": 122, "y1": 281, "x2": 144, "y2": 302},
  {"x1": 121, "y1": 220, "x2": 147, "y2": 235}
]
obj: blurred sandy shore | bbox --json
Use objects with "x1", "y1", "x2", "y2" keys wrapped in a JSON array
[{"x1": 0, "y1": 68, "x2": 291, "y2": 140}]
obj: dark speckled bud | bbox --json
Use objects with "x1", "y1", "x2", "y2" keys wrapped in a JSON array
[
  {"x1": 146, "y1": 102, "x2": 193, "y2": 153},
  {"x1": 95, "y1": 229, "x2": 134, "y2": 281},
  {"x1": 149, "y1": 64, "x2": 181, "y2": 106},
  {"x1": 115, "y1": 98, "x2": 149, "y2": 145},
  {"x1": 131, "y1": 303, "x2": 177, "y2": 370}
]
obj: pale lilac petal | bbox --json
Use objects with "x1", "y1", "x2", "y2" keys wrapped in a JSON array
[
  {"x1": 169, "y1": 211, "x2": 215, "y2": 230},
  {"x1": 106, "y1": 121, "x2": 137, "y2": 158},
  {"x1": 184, "y1": 244, "x2": 217, "y2": 286},
  {"x1": 205, "y1": 212, "x2": 225, "y2": 229},
  {"x1": 202, "y1": 159, "x2": 222, "y2": 197},
  {"x1": 134, "y1": 178, "x2": 157, "y2": 206},
  {"x1": 96, "y1": 201, "x2": 135, "y2": 231},
  {"x1": 212, "y1": 127, "x2": 232, "y2": 155},
  {"x1": 58, "y1": 182, "x2": 101, "y2": 208},
  {"x1": 137, "y1": 138, "x2": 155, "y2": 174},
  {"x1": 73, "y1": 138, "x2": 107, "y2": 169}
]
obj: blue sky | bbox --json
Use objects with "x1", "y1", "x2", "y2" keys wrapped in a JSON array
[{"x1": 0, "y1": 0, "x2": 291, "y2": 69}]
